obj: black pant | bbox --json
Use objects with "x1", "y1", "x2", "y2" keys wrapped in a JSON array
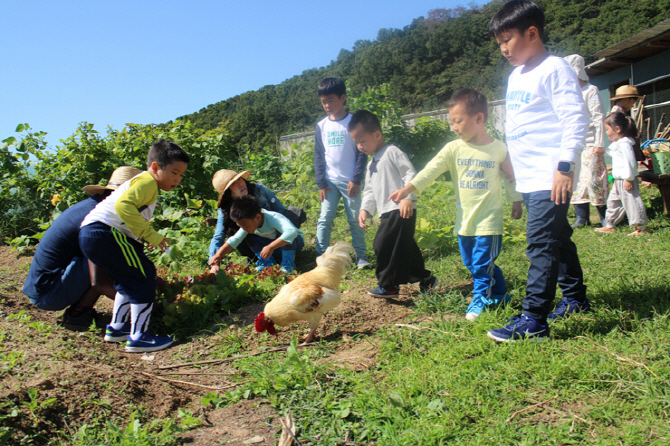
[
  {"x1": 373, "y1": 210, "x2": 430, "y2": 289},
  {"x1": 522, "y1": 191, "x2": 587, "y2": 322}
]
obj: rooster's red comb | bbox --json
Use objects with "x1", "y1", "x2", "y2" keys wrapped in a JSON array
[{"x1": 254, "y1": 312, "x2": 266, "y2": 333}]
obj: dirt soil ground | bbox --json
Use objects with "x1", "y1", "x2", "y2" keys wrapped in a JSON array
[{"x1": 0, "y1": 246, "x2": 428, "y2": 445}]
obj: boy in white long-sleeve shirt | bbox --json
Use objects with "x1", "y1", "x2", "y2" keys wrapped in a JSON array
[
  {"x1": 349, "y1": 110, "x2": 437, "y2": 297},
  {"x1": 487, "y1": 0, "x2": 592, "y2": 342}
]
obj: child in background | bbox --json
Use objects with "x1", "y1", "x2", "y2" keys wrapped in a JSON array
[
  {"x1": 349, "y1": 110, "x2": 437, "y2": 297},
  {"x1": 208, "y1": 196, "x2": 305, "y2": 274},
  {"x1": 596, "y1": 111, "x2": 649, "y2": 236},
  {"x1": 314, "y1": 77, "x2": 370, "y2": 268},
  {"x1": 389, "y1": 88, "x2": 523, "y2": 320},
  {"x1": 80, "y1": 140, "x2": 189, "y2": 353},
  {"x1": 487, "y1": 0, "x2": 591, "y2": 342}
]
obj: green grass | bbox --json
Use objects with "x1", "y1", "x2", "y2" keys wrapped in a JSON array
[
  {"x1": 209, "y1": 182, "x2": 670, "y2": 445},
  {"x1": 5, "y1": 181, "x2": 670, "y2": 445}
]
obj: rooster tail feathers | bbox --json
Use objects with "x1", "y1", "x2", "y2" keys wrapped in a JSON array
[{"x1": 317, "y1": 242, "x2": 355, "y2": 269}]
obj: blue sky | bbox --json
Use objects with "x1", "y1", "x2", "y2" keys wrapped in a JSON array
[{"x1": 1, "y1": 0, "x2": 487, "y2": 148}]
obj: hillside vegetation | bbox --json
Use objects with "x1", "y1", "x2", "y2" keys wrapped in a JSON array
[{"x1": 176, "y1": 0, "x2": 670, "y2": 152}]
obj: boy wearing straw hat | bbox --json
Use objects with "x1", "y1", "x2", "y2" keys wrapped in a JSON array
[{"x1": 23, "y1": 166, "x2": 141, "y2": 331}]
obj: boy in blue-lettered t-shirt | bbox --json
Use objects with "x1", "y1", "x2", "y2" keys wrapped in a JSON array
[{"x1": 314, "y1": 77, "x2": 369, "y2": 268}]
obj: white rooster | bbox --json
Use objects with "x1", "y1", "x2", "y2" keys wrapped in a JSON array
[{"x1": 254, "y1": 241, "x2": 355, "y2": 344}]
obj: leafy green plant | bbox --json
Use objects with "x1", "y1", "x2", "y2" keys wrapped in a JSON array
[
  {"x1": 156, "y1": 263, "x2": 290, "y2": 339},
  {"x1": 63, "y1": 412, "x2": 184, "y2": 446},
  {"x1": 22, "y1": 388, "x2": 57, "y2": 427},
  {"x1": 6, "y1": 311, "x2": 31, "y2": 323}
]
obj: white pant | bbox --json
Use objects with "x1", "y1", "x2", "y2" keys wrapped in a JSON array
[{"x1": 605, "y1": 178, "x2": 648, "y2": 227}]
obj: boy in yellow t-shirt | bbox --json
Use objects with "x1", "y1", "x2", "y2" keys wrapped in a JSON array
[
  {"x1": 389, "y1": 88, "x2": 522, "y2": 320},
  {"x1": 80, "y1": 140, "x2": 189, "y2": 353}
]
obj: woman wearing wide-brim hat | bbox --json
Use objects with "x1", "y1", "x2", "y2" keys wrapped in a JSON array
[
  {"x1": 610, "y1": 85, "x2": 643, "y2": 114},
  {"x1": 208, "y1": 169, "x2": 289, "y2": 272},
  {"x1": 23, "y1": 166, "x2": 142, "y2": 332}
]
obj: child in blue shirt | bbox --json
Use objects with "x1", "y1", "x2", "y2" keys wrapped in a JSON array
[{"x1": 208, "y1": 196, "x2": 304, "y2": 274}]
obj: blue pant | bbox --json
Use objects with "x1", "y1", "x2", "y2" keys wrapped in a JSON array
[
  {"x1": 27, "y1": 257, "x2": 91, "y2": 311},
  {"x1": 79, "y1": 222, "x2": 156, "y2": 304},
  {"x1": 458, "y1": 235, "x2": 507, "y2": 301},
  {"x1": 522, "y1": 191, "x2": 586, "y2": 321},
  {"x1": 316, "y1": 179, "x2": 367, "y2": 260}
]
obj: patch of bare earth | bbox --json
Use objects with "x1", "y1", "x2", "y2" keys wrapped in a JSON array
[{"x1": 0, "y1": 246, "x2": 425, "y2": 444}]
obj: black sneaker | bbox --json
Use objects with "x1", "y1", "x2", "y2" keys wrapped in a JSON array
[
  {"x1": 368, "y1": 286, "x2": 399, "y2": 297},
  {"x1": 419, "y1": 275, "x2": 438, "y2": 295},
  {"x1": 62, "y1": 307, "x2": 97, "y2": 332}
]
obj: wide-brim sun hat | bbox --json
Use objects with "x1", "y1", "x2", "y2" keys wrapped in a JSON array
[
  {"x1": 610, "y1": 85, "x2": 642, "y2": 102},
  {"x1": 213, "y1": 169, "x2": 251, "y2": 206},
  {"x1": 564, "y1": 54, "x2": 588, "y2": 82},
  {"x1": 82, "y1": 166, "x2": 142, "y2": 196}
]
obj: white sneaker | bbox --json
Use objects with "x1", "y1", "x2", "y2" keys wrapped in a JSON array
[{"x1": 356, "y1": 258, "x2": 371, "y2": 269}]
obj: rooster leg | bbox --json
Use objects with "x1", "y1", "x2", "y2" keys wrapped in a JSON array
[{"x1": 301, "y1": 328, "x2": 317, "y2": 346}]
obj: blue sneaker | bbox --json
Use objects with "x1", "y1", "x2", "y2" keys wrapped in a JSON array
[
  {"x1": 419, "y1": 275, "x2": 438, "y2": 295},
  {"x1": 466, "y1": 295, "x2": 489, "y2": 321},
  {"x1": 256, "y1": 257, "x2": 277, "y2": 272},
  {"x1": 491, "y1": 292, "x2": 512, "y2": 306},
  {"x1": 547, "y1": 297, "x2": 591, "y2": 320},
  {"x1": 280, "y1": 250, "x2": 297, "y2": 274},
  {"x1": 104, "y1": 322, "x2": 131, "y2": 342},
  {"x1": 368, "y1": 286, "x2": 399, "y2": 297},
  {"x1": 125, "y1": 333, "x2": 174, "y2": 353},
  {"x1": 487, "y1": 313, "x2": 550, "y2": 342}
]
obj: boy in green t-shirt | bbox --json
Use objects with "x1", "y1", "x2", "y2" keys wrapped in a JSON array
[{"x1": 389, "y1": 88, "x2": 522, "y2": 320}]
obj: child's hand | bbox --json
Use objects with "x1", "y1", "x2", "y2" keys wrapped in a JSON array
[
  {"x1": 158, "y1": 238, "x2": 170, "y2": 252},
  {"x1": 511, "y1": 201, "x2": 523, "y2": 219},
  {"x1": 551, "y1": 171, "x2": 574, "y2": 205},
  {"x1": 624, "y1": 180, "x2": 634, "y2": 191},
  {"x1": 319, "y1": 187, "x2": 332, "y2": 202},
  {"x1": 260, "y1": 246, "x2": 275, "y2": 259},
  {"x1": 388, "y1": 189, "x2": 408, "y2": 204},
  {"x1": 388, "y1": 183, "x2": 415, "y2": 204},
  {"x1": 399, "y1": 200, "x2": 414, "y2": 219},
  {"x1": 347, "y1": 181, "x2": 360, "y2": 198},
  {"x1": 593, "y1": 146, "x2": 605, "y2": 156},
  {"x1": 209, "y1": 254, "x2": 221, "y2": 266},
  {"x1": 359, "y1": 210, "x2": 371, "y2": 229}
]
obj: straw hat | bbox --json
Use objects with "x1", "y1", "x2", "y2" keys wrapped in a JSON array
[
  {"x1": 213, "y1": 169, "x2": 252, "y2": 208},
  {"x1": 564, "y1": 54, "x2": 588, "y2": 82},
  {"x1": 610, "y1": 85, "x2": 642, "y2": 102},
  {"x1": 82, "y1": 166, "x2": 142, "y2": 196},
  {"x1": 212, "y1": 169, "x2": 251, "y2": 195}
]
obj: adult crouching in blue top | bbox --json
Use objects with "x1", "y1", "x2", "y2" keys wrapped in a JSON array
[
  {"x1": 22, "y1": 166, "x2": 142, "y2": 331},
  {"x1": 209, "y1": 169, "x2": 305, "y2": 273}
]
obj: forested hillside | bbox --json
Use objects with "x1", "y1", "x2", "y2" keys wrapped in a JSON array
[{"x1": 176, "y1": 0, "x2": 670, "y2": 152}]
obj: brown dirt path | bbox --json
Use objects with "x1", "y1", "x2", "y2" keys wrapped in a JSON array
[{"x1": 0, "y1": 246, "x2": 428, "y2": 445}]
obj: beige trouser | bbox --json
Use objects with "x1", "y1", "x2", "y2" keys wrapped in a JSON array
[{"x1": 605, "y1": 178, "x2": 648, "y2": 227}]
